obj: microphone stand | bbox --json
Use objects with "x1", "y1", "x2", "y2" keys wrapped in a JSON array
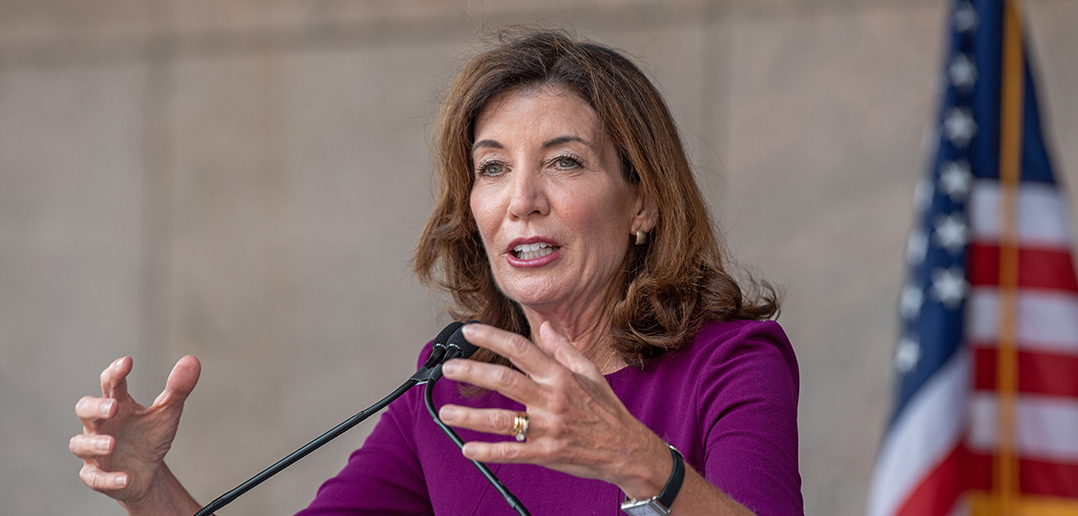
[
  {"x1": 192, "y1": 322, "x2": 531, "y2": 516},
  {"x1": 422, "y1": 371, "x2": 531, "y2": 516}
]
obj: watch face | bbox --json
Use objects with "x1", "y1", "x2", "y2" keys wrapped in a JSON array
[{"x1": 621, "y1": 500, "x2": 670, "y2": 516}]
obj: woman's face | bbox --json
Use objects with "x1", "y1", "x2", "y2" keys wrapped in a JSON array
[{"x1": 469, "y1": 86, "x2": 646, "y2": 316}]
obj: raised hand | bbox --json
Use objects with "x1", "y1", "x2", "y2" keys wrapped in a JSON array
[
  {"x1": 436, "y1": 322, "x2": 673, "y2": 500},
  {"x1": 70, "y1": 355, "x2": 201, "y2": 511}
]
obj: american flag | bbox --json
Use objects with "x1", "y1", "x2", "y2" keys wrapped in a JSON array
[{"x1": 867, "y1": 1, "x2": 1078, "y2": 515}]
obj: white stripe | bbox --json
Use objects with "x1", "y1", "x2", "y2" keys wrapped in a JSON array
[
  {"x1": 967, "y1": 393, "x2": 1078, "y2": 461},
  {"x1": 867, "y1": 352, "x2": 970, "y2": 516},
  {"x1": 967, "y1": 288, "x2": 1078, "y2": 354},
  {"x1": 969, "y1": 180, "x2": 1074, "y2": 247}
]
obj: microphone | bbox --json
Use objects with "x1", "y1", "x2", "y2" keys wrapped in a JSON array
[
  {"x1": 448, "y1": 323, "x2": 481, "y2": 359},
  {"x1": 427, "y1": 321, "x2": 480, "y2": 382},
  {"x1": 422, "y1": 321, "x2": 464, "y2": 368},
  {"x1": 192, "y1": 321, "x2": 467, "y2": 516},
  {"x1": 422, "y1": 322, "x2": 531, "y2": 516}
]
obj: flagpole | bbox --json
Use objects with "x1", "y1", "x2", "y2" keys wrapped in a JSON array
[{"x1": 996, "y1": 0, "x2": 1025, "y2": 513}]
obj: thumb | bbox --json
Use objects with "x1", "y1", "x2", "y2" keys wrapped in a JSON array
[{"x1": 153, "y1": 355, "x2": 201, "y2": 407}]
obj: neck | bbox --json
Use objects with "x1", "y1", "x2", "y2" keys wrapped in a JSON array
[{"x1": 520, "y1": 302, "x2": 625, "y2": 373}]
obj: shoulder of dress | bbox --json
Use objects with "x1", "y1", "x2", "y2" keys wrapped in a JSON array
[
  {"x1": 685, "y1": 320, "x2": 797, "y2": 373},
  {"x1": 693, "y1": 319, "x2": 789, "y2": 349}
]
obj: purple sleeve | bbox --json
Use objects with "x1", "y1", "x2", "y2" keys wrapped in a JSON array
[
  {"x1": 699, "y1": 321, "x2": 803, "y2": 516},
  {"x1": 295, "y1": 354, "x2": 434, "y2": 516}
]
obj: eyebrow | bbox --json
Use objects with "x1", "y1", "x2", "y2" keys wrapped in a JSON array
[
  {"x1": 470, "y1": 135, "x2": 593, "y2": 154},
  {"x1": 542, "y1": 135, "x2": 591, "y2": 148},
  {"x1": 472, "y1": 139, "x2": 503, "y2": 152}
]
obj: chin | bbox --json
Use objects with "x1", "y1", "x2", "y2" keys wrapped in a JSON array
[{"x1": 498, "y1": 276, "x2": 568, "y2": 311}]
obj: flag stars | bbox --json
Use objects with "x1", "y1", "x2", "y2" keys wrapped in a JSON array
[
  {"x1": 934, "y1": 214, "x2": 969, "y2": 254},
  {"x1": 939, "y1": 160, "x2": 973, "y2": 201},
  {"x1": 907, "y1": 230, "x2": 929, "y2": 265},
  {"x1": 931, "y1": 267, "x2": 969, "y2": 309},
  {"x1": 894, "y1": 336, "x2": 922, "y2": 374},
  {"x1": 900, "y1": 284, "x2": 924, "y2": 319},
  {"x1": 954, "y1": 1, "x2": 978, "y2": 33},
  {"x1": 949, "y1": 53, "x2": 978, "y2": 92},
  {"x1": 944, "y1": 107, "x2": 978, "y2": 148}
]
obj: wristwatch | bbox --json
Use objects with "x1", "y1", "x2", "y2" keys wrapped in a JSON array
[{"x1": 620, "y1": 444, "x2": 685, "y2": 516}]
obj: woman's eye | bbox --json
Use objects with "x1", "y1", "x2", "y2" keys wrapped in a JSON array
[
  {"x1": 479, "y1": 162, "x2": 505, "y2": 176},
  {"x1": 554, "y1": 156, "x2": 578, "y2": 168}
]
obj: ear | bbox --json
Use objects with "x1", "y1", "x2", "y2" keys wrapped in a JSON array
[{"x1": 630, "y1": 188, "x2": 658, "y2": 235}]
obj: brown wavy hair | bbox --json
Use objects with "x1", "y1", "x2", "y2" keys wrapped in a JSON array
[{"x1": 414, "y1": 27, "x2": 779, "y2": 367}]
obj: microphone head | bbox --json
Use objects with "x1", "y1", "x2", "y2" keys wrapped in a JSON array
[
  {"x1": 435, "y1": 321, "x2": 464, "y2": 347},
  {"x1": 447, "y1": 321, "x2": 480, "y2": 359},
  {"x1": 424, "y1": 321, "x2": 464, "y2": 368}
]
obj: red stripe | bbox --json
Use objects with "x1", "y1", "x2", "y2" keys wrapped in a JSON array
[
  {"x1": 968, "y1": 243, "x2": 1078, "y2": 292},
  {"x1": 895, "y1": 444, "x2": 966, "y2": 516},
  {"x1": 967, "y1": 451, "x2": 1078, "y2": 498},
  {"x1": 972, "y1": 345, "x2": 1078, "y2": 397}
]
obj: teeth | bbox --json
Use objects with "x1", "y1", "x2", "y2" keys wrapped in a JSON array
[
  {"x1": 517, "y1": 247, "x2": 556, "y2": 261},
  {"x1": 513, "y1": 242, "x2": 551, "y2": 253},
  {"x1": 512, "y1": 242, "x2": 557, "y2": 261}
]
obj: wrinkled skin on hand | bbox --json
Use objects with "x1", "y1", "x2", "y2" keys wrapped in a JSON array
[
  {"x1": 437, "y1": 322, "x2": 673, "y2": 499},
  {"x1": 70, "y1": 355, "x2": 201, "y2": 508}
]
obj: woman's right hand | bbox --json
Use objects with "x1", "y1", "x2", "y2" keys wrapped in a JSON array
[{"x1": 70, "y1": 355, "x2": 201, "y2": 510}]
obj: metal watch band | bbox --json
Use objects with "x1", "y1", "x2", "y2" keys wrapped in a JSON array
[{"x1": 620, "y1": 444, "x2": 685, "y2": 515}]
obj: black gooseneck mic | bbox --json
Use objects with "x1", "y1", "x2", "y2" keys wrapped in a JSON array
[
  {"x1": 423, "y1": 324, "x2": 531, "y2": 516},
  {"x1": 192, "y1": 321, "x2": 530, "y2": 516}
]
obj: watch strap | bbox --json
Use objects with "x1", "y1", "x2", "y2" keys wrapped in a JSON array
[
  {"x1": 656, "y1": 444, "x2": 685, "y2": 510},
  {"x1": 620, "y1": 444, "x2": 685, "y2": 515}
]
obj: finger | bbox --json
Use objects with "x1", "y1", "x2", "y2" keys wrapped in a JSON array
[
  {"x1": 100, "y1": 357, "x2": 132, "y2": 401},
  {"x1": 69, "y1": 434, "x2": 114, "y2": 458},
  {"x1": 439, "y1": 406, "x2": 529, "y2": 437},
  {"x1": 536, "y1": 322, "x2": 605, "y2": 382},
  {"x1": 76, "y1": 396, "x2": 117, "y2": 428},
  {"x1": 80, "y1": 463, "x2": 129, "y2": 492},
  {"x1": 153, "y1": 355, "x2": 201, "y2": 407},
  {"x1": 460, "y1": 441, "x2": 538, "y2": 464},
  {"x1": 441, "y1": 358, "x2": 541, "y2": 405},
  {"x1": 461, "y1": 324, "x2": 559, "y2": 378}
]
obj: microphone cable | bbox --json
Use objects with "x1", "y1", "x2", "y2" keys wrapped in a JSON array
[{"x1": 422, "y1": 322, "x2": 531, "y2": 516}]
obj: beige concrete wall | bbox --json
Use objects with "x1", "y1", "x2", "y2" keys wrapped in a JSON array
[{"x1": 1, "y1": 1, "x2": 1074, "y2": 515}]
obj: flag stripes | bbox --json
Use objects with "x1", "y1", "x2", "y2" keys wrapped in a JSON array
[
  {"x1": 966, "y1": 453, "x2": 1078, "y2": 498},
  {"x1": 893, "y1": 444, "x2": 965, "y2": 516},
  {"x1": 969, "y1": 182, "x2": 1074, "y2": 245},
  {"x1": 968, "y1": 244, "x2": 1078, "y2": 292},
  {"x1": 889, "y1": 444, "x2": 1078, "y2": 516},
  {"x1": 967, "y1": 289, "x2": 1078, "y2": 353},
  {"x1": 968, "y1": 394, "x2": 1078, "y2": 461},
  {"x1": 868, "y1": 353, "x2": 969, "y2": 516},
  {"x1": 973, "y1": 347, "x2": 1078, "y2": 397}
]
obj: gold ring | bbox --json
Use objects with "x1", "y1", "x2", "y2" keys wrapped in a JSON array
[{"x1": 511, "y1": 412, "x2": 529, "y2": 442}]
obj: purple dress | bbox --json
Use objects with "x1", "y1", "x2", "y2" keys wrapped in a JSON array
[{"x1": 296, "y1": 320, "x2": 803, "y2": 516}]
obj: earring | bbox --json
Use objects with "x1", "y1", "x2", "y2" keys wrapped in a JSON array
[{"x1": 635, "y1": 230, "x2": 647, "y2": 246}]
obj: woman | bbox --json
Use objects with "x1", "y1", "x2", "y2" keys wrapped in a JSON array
[{"x1": 71, "y1": 28, "x2": 802, "y2": 516}]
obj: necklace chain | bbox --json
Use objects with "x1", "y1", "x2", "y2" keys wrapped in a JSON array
[{"x1": 599, "y1": 349, "x2": 617, "y2": 375}]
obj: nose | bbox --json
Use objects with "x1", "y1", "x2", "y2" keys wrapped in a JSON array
[{"x1": 507, "y1": 168, "x2": 549, "y2": 220}]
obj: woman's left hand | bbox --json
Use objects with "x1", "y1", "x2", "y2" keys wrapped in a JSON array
[{"x1": 437, "y1": 322, "x2": 673, "y2": 499}]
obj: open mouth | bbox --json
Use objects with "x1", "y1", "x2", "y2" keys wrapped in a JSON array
[{"x1": 512, "y1": 242, "x2": 559, "y2": 261}]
